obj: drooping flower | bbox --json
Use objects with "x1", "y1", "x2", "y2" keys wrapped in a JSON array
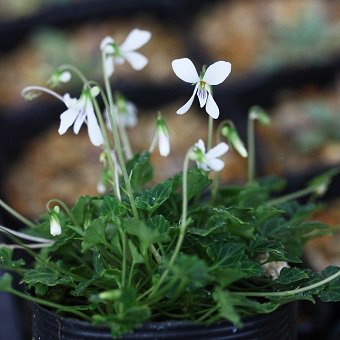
[
  {"x1": 149, "y1": 113, "x2": 170, "y2": 157},
  {"x1": 58, "y1": 86, "x2": 104, "y2": 147},
  {"x1": 49, "y1": 206, "x2": 62, "y2": 237},
  {"x1": 191, "y1": 139, "x2": 229, "y2": 172},
  {"x1": 106, "y1": 95, "x2": 138, "y2": 129},
  {"x1": 156, "y1": 114, "x2": 170, "y2": 157},
  {"x1": 47, "y1": 70, "x2": 72, "y2": 88},
  {"x1": 221, "y1": 124, "x2": 248, "y2": 158},
  {"x1": 172, "y1": 58, "x2": 231, "y2": 119},
  {"x1": 100, "y1": 28, "x2": 151, "y2": 77}
]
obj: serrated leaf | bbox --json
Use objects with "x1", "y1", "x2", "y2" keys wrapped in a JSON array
[
  {"x1": 276, "y1": 268, "x2": 309, "y2": 285},
  {"x1": 72, "y1": 196, "x2": 92, "y2": 226},
  {"x1": 23, "y1": 267, "x2": 73, "y2": 287},
  {"x1": 147, "y1": 215, "x2": 171, "y2": 242},
  {"x1": 123, "y1": 218, "x2": 160, "y2": 250},
  {"x1": 207, "y1": 243, "x2": 245, "y2": 268},
  {"x1": 135, "y1": 180, "x2": 173, "y2": 213},
  {"x1": 102, "y1": 195, "x2": 127, "y2": 218},
  {"x1": 0, "y1": 247, "x2": 25, "y2": 268},
  {"x1": 319, "y1": 266, "x2": 340, "y2": 302},
  {"x1": 81, "y1": 218, "x2": 110, "y2": 252},
  {"x1": 126, "y1": 152, "x2": 153, "y2": 192}
]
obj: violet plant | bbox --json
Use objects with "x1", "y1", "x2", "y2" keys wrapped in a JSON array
[{"x1": 0, "y1": 28, "x2": 339, "y2": 338}]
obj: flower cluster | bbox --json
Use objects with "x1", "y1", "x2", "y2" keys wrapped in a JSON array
[{"x1": 1, "y1": 27, "x2": 339, "y2": 340}]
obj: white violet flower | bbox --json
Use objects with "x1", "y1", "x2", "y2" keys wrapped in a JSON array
[
  {"x1": 100, "y1": 28, "x2": 151, "y2": 77},
  {"x1": 50, "y1": 206, "x2": 62, "y2": 237},
  {"x1": 58, "y1": 86, "x2": 104, "y2": 147},
  {"x1": 172, "y1": 58, "x2": 231, "y2": 119},
  {"x1": 156, "y1": 114, "x2": 170, "y2": 157},
  {"x1": 191, "y1": 139, "x2": 229, "y2": 172},
  {"x1": 107, "y1": 95, "x2": 138, "y2": 129}
]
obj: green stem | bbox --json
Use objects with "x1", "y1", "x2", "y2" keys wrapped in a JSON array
[
  {"x1": 266, "y1": 187, "x2": 315, "y2": 206},
  {"x1": 59, "y1": 64, "x2": 88, "y2": 84},
  {"x1": 207, "y1": 115, "x2": 213, "y2": 151},
  {"x1": 0, "y1": 199, "x2": 36, "y2": 228},
  {"x1": 121, "y1": 230, "x2": 127, "y2": 288},
  {"x1": 119, "y1": 123, "x2": 133, "y2": 160},
  {"x1": 101, "y1": 52, "x2": 138, "y2": 218},
  {"x1": 247, "y1": 114, "x2": 255, "y2": 183},
  {"x1": 147, "y1": 149, "x2": 192, "y2": 299},
  {"x1": 231, "y1": 270, "x2": 340, "y2": 298},
  {"x1": 9, "y1": 288, "x2": 91, "y2": 320}
]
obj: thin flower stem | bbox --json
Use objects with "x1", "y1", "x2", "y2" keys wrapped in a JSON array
[
  {"x1": 207, "y1": 115, "x2": 213, "y2": 151},
  {"x1": 46, "y1": 199, "x2": 80, "y2": 228},
  {"x1": 0, "y1": 225, "x2": 52, "y2": 244},
  {"x1": 247, "y1": 114, "x2": 255, "y2": 183},
  {"x1": 0, "y1": 199, "x2": 36, "y2": 228},
  {"x1": 1, "y1": 243, "x2": 54, "y2": 249},
  {"x1": 231, "y1": 270, "x2": 340, "y2": 297},
  {"x1": 118, "y1": 123, "x2": 133, "y2": 160},
  {"x1": 147, "y1": 149, "x2": 192, "y2": 300},
  {"x1": 91, "y1": 97, "x2": 121, "y2": 200},
  {"x1": 21, "y1": 86, "x2": 64, "y2": 103},
  {"x1": 101, "y1": 52, "x2": 138, "y2": 218},
  {"x1": 8, "y1": 287, "x2": 91, "y2": 320},
  {"x1": 266, "y1": 187, "x2": 315, "y2": 206},
  {"x1": 148, "y1": 132, "x2": 158, "y2": 153}
]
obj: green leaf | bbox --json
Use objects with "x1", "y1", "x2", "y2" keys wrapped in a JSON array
[
  {"x1": 0, "y1": 273, "x2": 13, "y2": 291},
  {"x1": 276, "y1": 268, "x2": 309, "y2": 285},
  {"x1": 213, "y1": 288, "x2": 240, "y2": 325},
  {"x1": 23, "y1": 267, "x2": 73, "y2": 287},
  {"x1": 135, "y1": 180, "x2": 173, "y2": 213},
  {"x1": 123, "y1": 218, "x2": 160, "y2": 250},
  {"x1": 207, "y1": 243, "x2": 245, "y2": 268},
  {"x1": 0, "y1": 247, "x2": 25, "y2": 269},
  {"x1": 147, "y1": 215, "x2": 171, "y2": 242},
  {"x1": 128, "y1": 240, "x2": 145, "y2": 264},
  {"x1": 173, "y1": 168, "x2": 211, "y2": 201},
  {"x1": 102, "y1": 195, "x2": 127, "y2": 219},
  {"x1": 72, "y1": 196, "x2": 92, "y2": 226},
  {"x1": 81, "y1": 218, "x2": 110, "y2": 252},
  {"x1": 319, "y1": 266, "x2": 340, "y2": 302},
  {"x1": 126, "y1": 152, "x2": 153, "y2": 192}
]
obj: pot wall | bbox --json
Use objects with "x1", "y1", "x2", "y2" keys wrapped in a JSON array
[{"x1": 32, "y1": 301, "x2": 297, "y2": 339}]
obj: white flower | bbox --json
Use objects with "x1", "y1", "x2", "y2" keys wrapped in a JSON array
[
  {"x1": 100, "y1": 28, "x2": 151, "y2": 76},
  {"x1": 58, "y1": 87, "x2": 104, "y2": 147},
  {"x1": 191, "y1": 139, "x2": 229, "y2": 172},
  {"x1": 172, "y1": 58, "x2": 231, "y2": 119},
  {"x1": 156, "y1": 114, "x2": 170, "y2": 157},
  {"x1": 107, "y1": 96, "x2": 138, "y2": 129},
  {"x1": 50, "y1": 206, "x2": 61, "y2": 237}
]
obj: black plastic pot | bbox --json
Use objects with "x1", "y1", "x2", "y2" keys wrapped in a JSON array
[{"x1": 32, "y1": 301, "x2": 297, "y2": 339}]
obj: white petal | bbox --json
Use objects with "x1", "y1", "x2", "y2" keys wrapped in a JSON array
[
  {"x1": 120, "y1": 29, "x2": 151, "y2": 52},
  {"x1": 172, "y1": 58, "x2": 200, "y2": 83},
  {"x1": 125, "y1": 51, "x2": 148, "y2": 70},
  {"x1": 58, "y1": 106, "x2": 80, "y2": 135},
  {"x1": 59, "y1": 71, "x2": 71, "y2": 83},
  {"x1": 197, "y1": 88, "x2": 208, "y2": 108},
  {"x1": 195, "y1": 139, "x2": 206, "y2": 153},
  {"x1": 205, "y1": 93, "x2": 220, "y2": 119},
  {"x1": 104, "y1": 55, "x2": 114, "y2": 77},
  {"x1": 63, "y1": 93, "x2": 78, "y2": 108},
  {"x1": 207, "y1": 158, "x2": 225, "y2": 172},
  {"x1": 73, "y1": 97, "x2": 87, "y2": 134},
  {"x1": 50, "y1": 219, "x2": 61, "y2": 236},
  {"x1": 177, "y1": 84, "x2": 198, "y2": 115},
  {"x1": 86, "y1": 101, "x2": 104, "y2": 146},
  {"x1": 100, "y1": 36, "x2": 114, "y2": 51},
  {"x1": 206, "y1": 142, "x2": 229, "y2": 158},
  {"x1": 203, "y1": 61, "x2": 231, "y2": 85},
  {"x1": 196, "y1": 159, "x2": 210, "y2": 171},
  {"x1": 90, "y1": 86, "x2": 100, "y2": 97},
  {"x1": 159, "y1": 131, "x2": 170, "y2": 157}
]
